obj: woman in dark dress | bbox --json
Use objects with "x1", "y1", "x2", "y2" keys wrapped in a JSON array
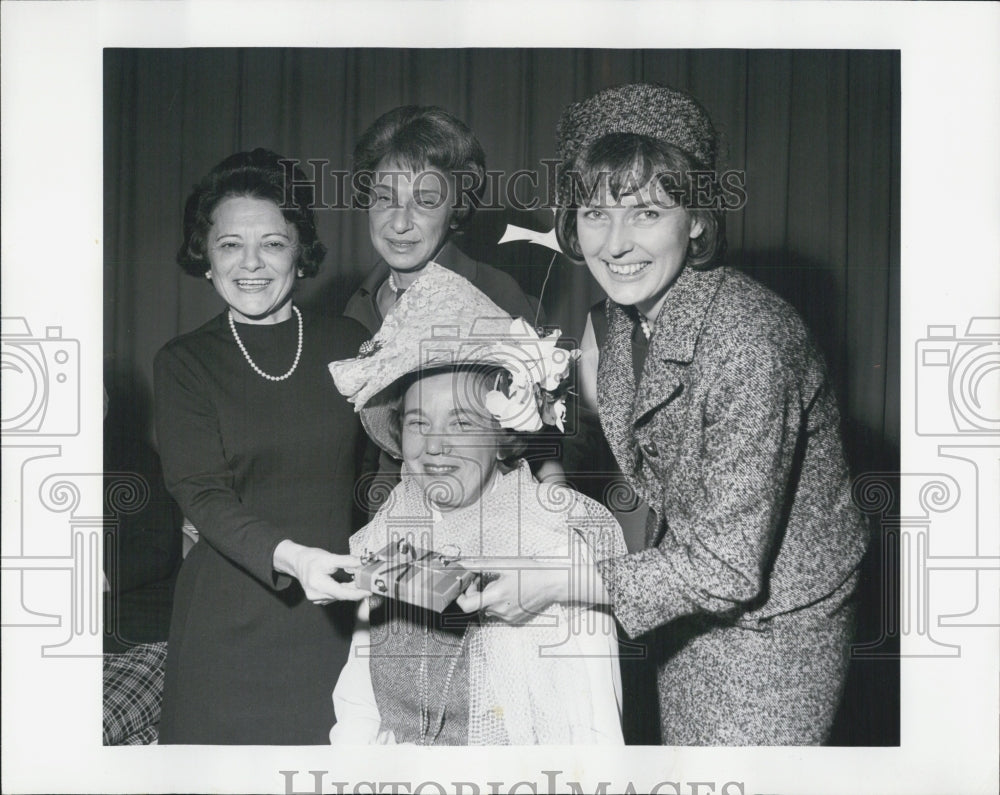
[{"x1": 154, "y1": 149, "x2": 370, "y2": 744}]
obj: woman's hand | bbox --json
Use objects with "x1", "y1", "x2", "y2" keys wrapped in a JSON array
[
  {"x1": 455, "y1": 556, "x2": 611, "y2": 623},
  {"x1": 455, "y1": 559, "x2": 567, "y2": 623},
  {"x1": 273, "y1": 540, "x2": 370, "y2": 605}
]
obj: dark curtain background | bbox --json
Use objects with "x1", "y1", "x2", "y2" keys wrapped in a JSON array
[{"x1": 104, "y1": 48, "x2": 899, "y2": 745}]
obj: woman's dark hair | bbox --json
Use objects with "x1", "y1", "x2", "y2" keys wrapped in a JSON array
[
  {"x1": 176, "y1": 148, "x2": 327, "y2": 277},
  {"x1": 555, "y1": 133, "x2": 726, "y2": 270},
  {"x1": 353, "y1": 106, "x2": 487, "y2": 230}
]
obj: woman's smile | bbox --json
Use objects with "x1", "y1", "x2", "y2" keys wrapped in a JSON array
[
  {"x1": 421, "y1": 462, "x2": 460, "y2": 475},
  {"x1": 385, "y1": 238, "x2": 419, "y2": 253},
  {"x1": 603, "y1": 259, "x2": 653, "y2": 278},
  {"x1": 234, "y1": 278, "x2": 273, "y2": 292}
]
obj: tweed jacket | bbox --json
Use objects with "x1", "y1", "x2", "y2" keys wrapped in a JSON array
[{"x1": 593, "y1": 265, "x2": 869, "y2": 638}]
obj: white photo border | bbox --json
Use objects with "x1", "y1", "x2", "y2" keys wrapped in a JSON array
[{"x1": 2, "y1": 2, "x2": 998, "y2": 793}]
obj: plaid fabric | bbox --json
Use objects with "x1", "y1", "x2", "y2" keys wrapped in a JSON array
[
  {"x1": 120, "y1": 724, "x2": 160, "y2": 746},
  {"x1": 103, "y1": 641, "x2": 168, "y2": 745}
]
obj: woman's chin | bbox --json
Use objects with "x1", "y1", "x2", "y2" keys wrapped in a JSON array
[
  {"x1": 421, "y1": 487, "x2": 479, "y2": 513},
  {"x1": 226, "y1": 296, "x2": 294, "y2": 324},
  {"x1": 376, "y1": 247, "x2": 429, "y2": 272}
]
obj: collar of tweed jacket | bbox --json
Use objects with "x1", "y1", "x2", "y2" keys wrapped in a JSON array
[
  {"x1": 610, "y1": 265, "x2": 725, "y2": 365},
  {"x1": 596, "y1": 265, "x2": 726, "y2": 485},
  {"x1": 646, "y1": 265, "x2": 723, "y2": 364}
]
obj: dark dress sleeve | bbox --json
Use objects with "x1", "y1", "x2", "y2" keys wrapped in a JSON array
[{"x1": 153, "y1": 343, "x2": 293, "y2": 589}]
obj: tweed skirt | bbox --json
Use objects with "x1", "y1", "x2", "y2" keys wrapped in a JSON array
[{"x1": 650, "y1": 575, "x2": 857, "y2": 746}]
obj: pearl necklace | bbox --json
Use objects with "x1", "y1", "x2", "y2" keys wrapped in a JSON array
[
  {"x1": 638, "y1": 314, "x2": 653, "y2": 340},
  {"x1": 228, "y1": 305, "x2": 303, "y2": 381},
  {"x1": 418, "y1": 622, "x2": 469, "y2": 745},
  {"x1": 387, "y1": 271, "x2": 407, "y2": 297}
]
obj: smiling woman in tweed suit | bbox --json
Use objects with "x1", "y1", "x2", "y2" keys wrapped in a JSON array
[{"x1": 466, "y1": 83, "x2": 870, "y2": 745}]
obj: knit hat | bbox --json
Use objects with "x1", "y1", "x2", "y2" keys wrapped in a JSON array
[
  {"x1": 329, "y1": 263, "x2": 577, "y2": 459},
  {"x1": 555, "y1": 83, "x2": 718, "y2": 205}
]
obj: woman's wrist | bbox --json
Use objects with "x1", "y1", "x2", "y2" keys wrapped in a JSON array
[
  {"x1": 532, "y1": 561, "x2": 609, "y2": 608},
  {"x1": 272, "y1": 539, "x2": 303, "y2": 577}
]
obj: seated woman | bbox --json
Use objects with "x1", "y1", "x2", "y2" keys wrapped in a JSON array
[{"x1": 329, "y1": 265, "x2": 626, "y2": 745}]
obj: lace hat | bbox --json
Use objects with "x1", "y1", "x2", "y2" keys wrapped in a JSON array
[{"x1": 329, "y1": 263, "x2": 577, "y2": 459}]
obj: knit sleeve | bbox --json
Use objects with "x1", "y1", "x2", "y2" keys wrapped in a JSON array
[{"x1": 153, "y1": 343, "x2": 293, "y2": 590}]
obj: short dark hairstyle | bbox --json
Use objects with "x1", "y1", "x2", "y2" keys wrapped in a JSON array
[
  {"x1": 353, "y1": 106, "x2": 486, "y2": 230},
  {"x1": 176, "y1": 148, "x2": 327, "y2": 277},
  {"x1": 555, "y1": 133, "x2": 726, "y2": 270}
]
